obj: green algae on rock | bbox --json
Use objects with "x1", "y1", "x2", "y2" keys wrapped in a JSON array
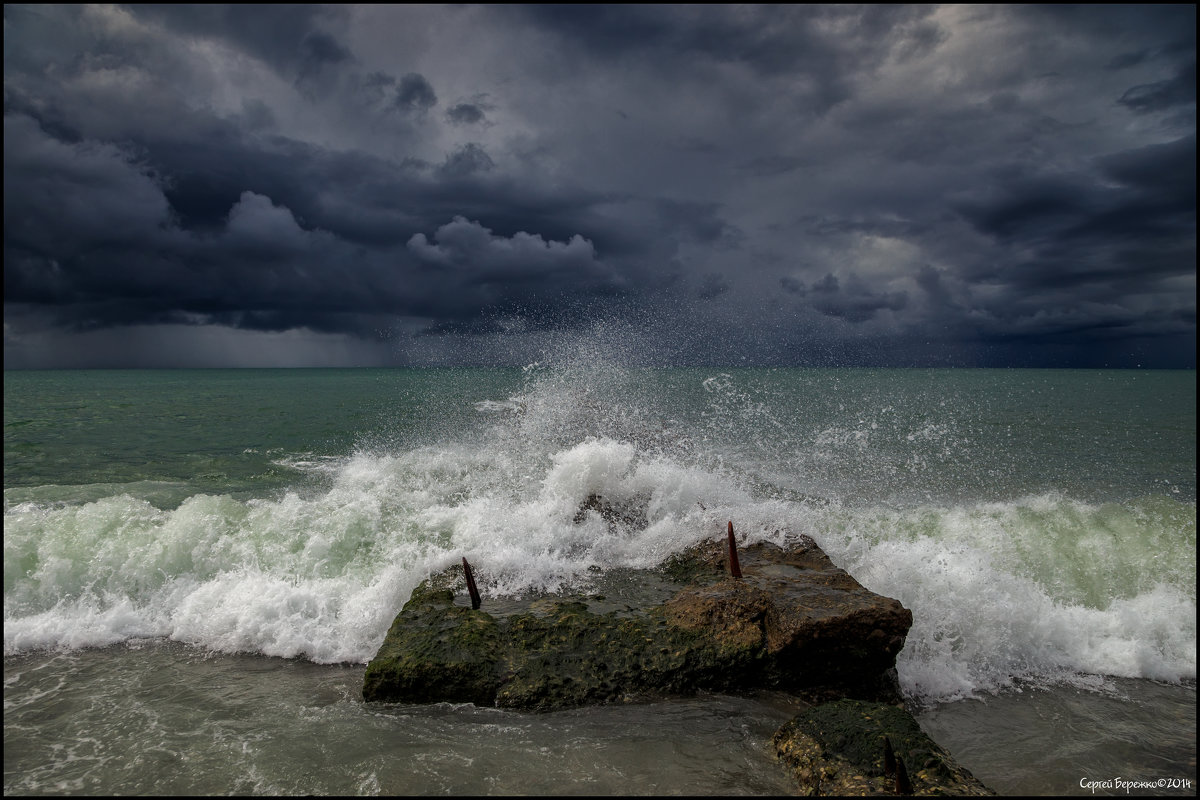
[
  {"x1": 361, "y1": 585, "x2": 504, "y2": 706},
  {"x1": 363, "y1": 536, "x2": 913, "y2": 710},
  {"x1": 773, "y1": 699, "x2": 995, "y2": 795}
]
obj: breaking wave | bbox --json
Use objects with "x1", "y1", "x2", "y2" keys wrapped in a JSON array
[{"x1": 4, "y1": 340, "x2": 1195, "y2": 703}]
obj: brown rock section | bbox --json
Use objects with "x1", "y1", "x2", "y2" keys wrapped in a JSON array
[{"x1": 660, "y1": 538, "x2": 911, "y2": 702}]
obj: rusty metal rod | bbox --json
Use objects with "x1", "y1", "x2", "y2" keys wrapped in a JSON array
[
  {"x1": 895, "y1": 753, "x2": 913, "y2": 795},
  {"x1": 462, "y1": 557, "x2": 482, "y2": 610},
  {"x1": 727, "y1": 520, "x2": 742, "y2": 579}
]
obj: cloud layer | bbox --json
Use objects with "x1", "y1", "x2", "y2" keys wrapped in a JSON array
[{"x1": 4, "y1": 4, "x2": 1195, "y2": 367}]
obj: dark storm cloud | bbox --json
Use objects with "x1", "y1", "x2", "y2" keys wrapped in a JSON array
[
  {"x1": 299, "y1": 31, "x2": 352, "y2": 68},
  {"x1": 1118, "y1": 60, "x2": 1196, "y2": 113},
  {"x1": 393, "y1": 73, "x2": 437, "y2": 113},
  {"x1": 3, "y1": 4, "x2": 1195, "y2": 368},
  {"x1": 737, "y1": 155, "x2": 809, "y2": 177},
  {"x1": 445, "y1": 103, "x2": 486, "y2": 126},
  {"x1": 406, "y1": 216, "x2": 609, "y2": 284},
  {"x1": 436, "y1": 143, "x2": 494, "y2": 178},
  {"x1": 954, "y1": 132, "x2": 1195, "y2": 305},
  {"x1": 2, "y1": 99, "x2": 648, "y2": 340},
  {"x1": 125, "y1": 4, "x2": 353, "y2": 80},
  {"x1": 512, "y1": 4, "x2": 948, "y2": 114},
  {"x1": 516, "y1": 4, "x2": 945, "y2": 76},
  {"x1": 802, "y1": 273, "x2": 909, "y2": 324}
]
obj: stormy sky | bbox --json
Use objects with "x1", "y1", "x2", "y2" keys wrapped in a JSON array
[{"x1": 3, "y1": 4, "x2": 1195, "y2": 368}]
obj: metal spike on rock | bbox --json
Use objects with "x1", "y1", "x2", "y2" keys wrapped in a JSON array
[
  {"x1": 462, "y1": 557, "x2": 482, "y2": 610},
  {"x1": 727, "y1": 520, "x2": 742, "y2": 579},
  {"x1": 895, "y1": 753, "x2": 913, "y2": 795},
  {"x1": 883, "y1": 735, "x2": 896, "y2": 777}
]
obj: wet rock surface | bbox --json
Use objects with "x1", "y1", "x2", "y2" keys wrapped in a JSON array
[
  {"x1": 773, "y1": 699, "x2": 995, "y2": 795},
  {"x1": 363, "y1": 535, "x2": 912, "y2": 709},
  {"x1": 658, "y1": 538, "x2": 911, "y2": 704}
]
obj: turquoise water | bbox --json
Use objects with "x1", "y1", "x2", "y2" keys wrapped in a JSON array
[{"x1": 4, "y1": 364, "x2": 1195, "y2": 794}]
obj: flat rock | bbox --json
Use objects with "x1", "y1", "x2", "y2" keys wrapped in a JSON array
[{"x1": 363, "y1": 535, "x2": 913, "y2": 710}]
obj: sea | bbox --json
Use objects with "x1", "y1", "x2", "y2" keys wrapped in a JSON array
[{"x1": 4, "y1": 348, "x2": 1196, "y2": 795}]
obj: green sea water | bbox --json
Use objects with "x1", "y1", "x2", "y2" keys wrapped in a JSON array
[{"x1": 4, "y1": 365, "x2": 1195, "y2": 795}]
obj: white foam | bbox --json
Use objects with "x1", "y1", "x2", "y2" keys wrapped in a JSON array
[{"x1": 805, "y1": 496, "x2": 1197, "y2": 702}]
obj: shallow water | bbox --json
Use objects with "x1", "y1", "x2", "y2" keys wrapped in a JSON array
[
  {"x1": 5, "y1": 643, "x2": 1194, "y2": 796},
  {"x1": 3, "y1": 642, "x2": 802, "y2": 796},
  {"x1": 916, "y1": 681, "x2": 1190, "y2": 796},
  {"x1": 917, "y1": 678, "x2": 1197, "y2": 796}
]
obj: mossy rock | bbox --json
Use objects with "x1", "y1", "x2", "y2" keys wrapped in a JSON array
[
  {"x1": 773, "y1": 699, "x2": 994, "y2": 795},
  {"x1": 362, "y1": 587, "x2": 504, "y2": 706},
  {"x1": 364, "y1": 539, "x2": 912, "y2": 711},
  {"x1": 364, "y1": 588, "x2": 766, "y2": 710}
]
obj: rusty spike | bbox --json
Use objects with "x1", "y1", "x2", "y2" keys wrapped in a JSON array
[
  {"x1": 883, "y1": 735, "x2": 896, "y2": 777},
  {"x1": 727, "y1": 520, "x2": 742, "y2": 579},
  {"x1": 895, "y1": 753, "x2": 913, "y2": 795},
  {"x1": 462, "y1": 557, "x2": 482, "y2": 610}
]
